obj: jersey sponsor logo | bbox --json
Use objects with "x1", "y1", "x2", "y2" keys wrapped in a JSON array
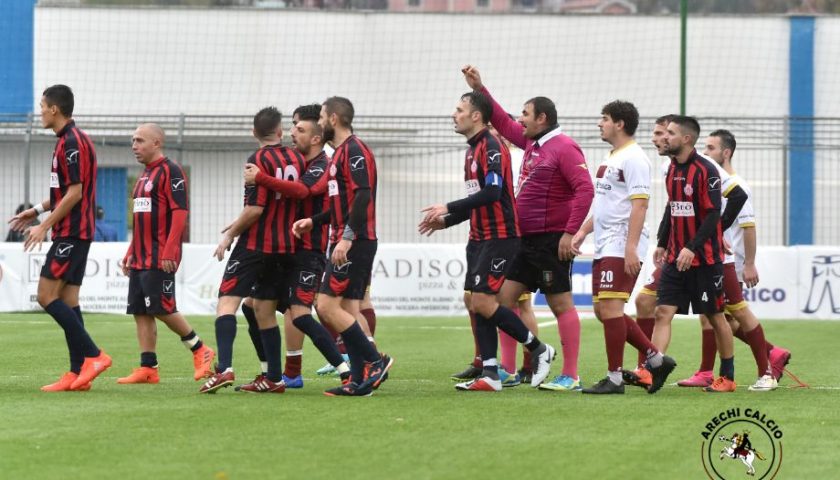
[
  {"x1": 490, "y1": 257, "x2": 506, "y2": 273},
  {"x1": 684, "y1": 184, "x2": 694, "y2": 196},
  {"x1": 299, "y1": 271, "x2": 316, "y2": 286},
  {"x1": 709, "y1": 177, "x2": 722, "y2": 191},
  {"x1": 133, "y1": 197, "x2": 152, "y2": 213},
  {"x1": 350, "y1": 155, "x2": 366, "y2": 171},
  {"x1": 55, "y1": 242, "x2": 74, "y2": 258},
  {"x1": 50, "y1": 172, "x2": 60, "y2": 188},
  {"x1": 171, "y1": 178, "x2": 186, "y2": 191},
  {"x1": 487, "y1": 150, "x2": 501, "y2": 165},
  {"x1": 465, "y1": 179, "x2": 480, "y2": 195},
  {"x1": 328, "y1": 180, "x2": 339, "y2": 197},
  {"x1": 65, "y1": 149, "x2": 79, "y2": 165},
  {"x1": 670, "y1": 201, "x2": 696, "y2": 217}
]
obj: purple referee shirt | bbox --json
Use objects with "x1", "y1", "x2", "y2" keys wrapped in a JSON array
[{"x1": 481, "y1": 86, "x2": 594, "y2": 236}]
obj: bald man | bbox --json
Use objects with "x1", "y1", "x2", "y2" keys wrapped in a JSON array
[{"x1": 116, "y1": 124, "x2": 216, "y2": 385}]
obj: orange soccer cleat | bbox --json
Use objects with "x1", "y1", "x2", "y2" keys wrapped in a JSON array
[
  {"x1": 703, "y1": 376, "x2": 737, "y2": 393},
  {"x1": 192, "y1": 345, "x2": 215, "y2": 381},
  {"x1": 117, "y1": 366, "x2": 160, "y2": 384},
  {"x1": 70, "y1": 351, "x2": 113, "y2": 390},
  {"x1": 41, "y1": 372, "x2": 89, "y2": 392}
]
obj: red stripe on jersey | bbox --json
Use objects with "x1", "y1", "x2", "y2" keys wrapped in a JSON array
[
  {"x1": 298, "y1": 151, "x2": 330, "y2": 252},
  {"x1": 50, "y1": 121, "x2": 97, "y2": 240},
  {"x1": 464, "y1": 129, "x2": 519, "y2": 241},
  {"x1": 327, "y1": 136, "x2": 378, "y2": 244},
  {"x1": 242, "y1": 145, "x2": 305, "y2": 254}
]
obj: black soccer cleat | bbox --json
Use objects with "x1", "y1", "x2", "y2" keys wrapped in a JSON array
[
  {"x1": 582, "y1": 377, "x2": 625, "y2": 395},
  {"x1": 451, "y1": 365, "x2": 482, "y2": 381},
  {"x1": 647, "y1": 355, "x2": 677, "y2": 394},
  {"x1": 324, "y1": 382, "x2": 373, "y2": 397},
  {"x1": 517, "y1": 368, "x2": 532, "y2": 385}
]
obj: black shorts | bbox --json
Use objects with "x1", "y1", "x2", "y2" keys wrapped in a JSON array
[
  {"x1": 464, "y1": 238, "x2": 520, "y2": 294},
  {"x1": 320, "y1": 239, "x2": 377, "y2": 300},
  {"x1": 218, "y1": 241, "x2": 265, "y2": 298},
  {"x1": 290, "y1": 249, "x2": 327, "y2": 307},
  {"x1": 127, "y1": 269, "x2": 177, "y2": 315},
  {"x1": 40, "y1": 237, "x2": 91, "y2": 286},
  {"x1": 251, "y1": 254, "x2": 296, "y2": 311},
  {"x1": 656, "y1": 262, "x2": 725, "y2": 316},
  {"x1": 506, "y1": 233, "x2": 573, "y2": 294}
]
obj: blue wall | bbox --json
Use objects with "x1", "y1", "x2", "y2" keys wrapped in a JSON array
[
  {"x1": 788, "y1": 16, "x2": 816, "y2": 245},
  {"x1": 0, "y1": 1, "x2": 35, "y2": 114}
]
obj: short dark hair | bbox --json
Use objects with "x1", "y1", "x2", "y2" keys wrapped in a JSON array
[
  {"x1": 293, "y1": 103, "x2": 321, "y2": 122},
  {"x1": 461, "y1": 91, "x2": 492, "y2": 124},
  {"x1": 655, "y1": 114, "x2": 677, "y2": 126},
  {"x1": 253, "y1": 106, "x2": 282, "y2": 138},
  {"x1": 709, "y1": 129, "x2": 736, "y2": 155},
  {"x1": 525, "y1": 96, "x2": 557, "y2": 127},
  {"x1": 43, "y1": 84, "x2": 74, "y2": 117},
  {"x1": 323, "y1": 96, "x2": 354, "y2": 127},
  {"x1": 601, "y1": 100, "x2": 639, "y2": 136},
  {"x1": 670, "y1": 115, "x2": 700, "y2": 141}
]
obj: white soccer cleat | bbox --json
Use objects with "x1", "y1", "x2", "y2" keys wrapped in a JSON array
[
  {"x1": 530, "y1": 344, "x2": 556, "y2": 387},
  {"x1": 748, "y1": 374, "x2": 778, "y2": 392},
  {"x1": 455, "y1": 376, "x2": 502, "y2": 392}
]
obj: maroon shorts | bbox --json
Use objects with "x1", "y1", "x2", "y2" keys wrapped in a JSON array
[
  {"x1": 722, "y1": 262, "x2": 747, "y2": 313},
  {"x1": 639, "y1": 265, "x2": 662, "y2": 297},
  {"x1": 592, "y1": 257, "x2": 640, "y2": 303}
]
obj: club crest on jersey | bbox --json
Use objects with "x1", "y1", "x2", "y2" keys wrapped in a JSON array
[
  {"x1": 329, "y1": 164, "x2": 337, "y2": 177},
  {"x1": 684, "y1": 184, "x2": 694, "y2": 196},
  {"x1": 471, "y1": 160, "x2": 478, "y2": 173},
  {"x1": 52, "y1": 156, "x2": 58, "y2": 169},
  {"x1": 145, "y1": 181, "x2": 154, "y2": 192}
]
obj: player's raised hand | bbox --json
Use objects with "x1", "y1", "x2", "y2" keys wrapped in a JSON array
[
  {"x1": 292, "y1": 218, "x2": 313, "y2": 239},
  {"x1": 461, "y1": 65, "x2": 484, "y2": 91},
  {"x1": 243, "y1": 164, "x2": 259, "y2": 186},
  {"x1": 8, "y1": 207, "x2": 37, "y2": 232}
]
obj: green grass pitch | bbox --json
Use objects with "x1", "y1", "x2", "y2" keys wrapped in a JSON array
[{"x1": 1, "y1": 313, "x2": 839, "y2": 479}]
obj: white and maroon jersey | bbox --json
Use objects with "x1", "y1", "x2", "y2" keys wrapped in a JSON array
[
  {"x1": 724, "y1": 174, "x2": 756, "y2": 278},
  {"x1": 592, "y1": 141, "x2": 651, "y2": 260},
  {"x1": 705, "y1": 158, "x2": 740, "y2": 266}
]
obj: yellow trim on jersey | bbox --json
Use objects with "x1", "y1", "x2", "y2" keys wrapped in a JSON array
[
  {"x1": 608, "y1": 140, "x2": 637, "y2": 157},
  {"x1": 639, "y1": 288, "x2": 657, "y2": 297},
  {"x1": 592, "y1": 296, "x2": 599, "y2": 303},
  {"x1": 464, "y1": 290, "x2": 471, "y2": 296},
  {"x1": 722, "y1": 181, "x2": 739, "y2": 197},
  {"x1": 598, "y1": 292, "x2": 631, "y2": 301},
  {"x1": 518, "y1": 292, "x2": 532, "y2": 302},
  {"x1": 629, "y1": 194, "x2": 650, "y2": 200},
  {"x1": 739, "y1": 222, "x2": 756, "y2": 229},
  {"x1": 724, "y1": 301, "x2": 749, "y2": 314}
]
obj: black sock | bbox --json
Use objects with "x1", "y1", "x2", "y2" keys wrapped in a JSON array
[
  {"x1": 259, "y1": 326, "x2": 283, "y2": 382},
  {"x1": 474, "y1": 313, "x2": 499, "y2": 364},
  {"x1": 720, "y1": 356, "x2": 735, "y2": 380},
  {"x1": 340, "y1": 322, "x2": 379, "y2": 383},
  {"x1": 215, "y1": 314, "x2": 237, "y2": 371},
  {"x1": 491, "y1": 305, "x2": 542, "y2": 350},
  {"x1": 242, "y1": 304, "x2": 266, "y2": 362},
  {"x1": 293, "y1": 314, "x2": 345, "y2": 368},
  {"x1": 180, "y1": 330, "x2": 203, "y2": 352},
  {"x1": 482, "y1": 365, "x2": 500, "y2": 380},
  {"x1": 140, "y1": 351, "x2": 158, "y2": 368},
  {"x1": 45, "y1": 299, "x2": 99, "y2": 358},
  {"x1": 69, "y1": 306, "x2": 86, "y2": 373}
]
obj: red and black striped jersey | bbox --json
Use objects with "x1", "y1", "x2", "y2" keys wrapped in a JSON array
[
  {"x1": 664, "y1": 150, "x2": 724, "y2": 266},
  {"x1": 241, "y1": 144, "x2": 306, "y2": 254},
  {"x1": 464, "y1": 128, "x2": 519, "y2": 241},
  {"x1": 327, "y1": 135, "x2": 377, "y2": 244},
  {"x1": 129, "y1": 157, "x2": 188, "y2": 270},
  {"x1": 298, "y1": 151, "x2": 330, "y2": 252},
  {"x1": 50, "y1": 120, "x2": 97, "y2": 240}
]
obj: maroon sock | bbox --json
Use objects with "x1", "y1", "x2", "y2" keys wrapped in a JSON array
[
  {"x1": 284, "y1": 354, "x2": 302, "y2": 378},
  {"x1": 521, "y1": 349, "x2": 532, "y2": 374},
  {"x1": 361, "y1": 308, "x2": 376, "y2": 337},
  {"x1": 635, "y1": 317, "x2": 655, "y2": 367},
  {"x1": 700, "y1": 329, "x2": 717, "y2": 372},
  {"x1": 603, "y1": 317, "x2": 626, "y2": 371},
  {"x1": 743, "y1": 324, "x2": 770, "y2": 376},
  {"x1": 624, "y1": 315, "x2": 657, "y2": 356}
]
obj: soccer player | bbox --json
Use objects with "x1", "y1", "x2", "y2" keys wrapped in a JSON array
[
  {"x1": 570, "y1": 101, "x2": 675, "y2": 394},
  {"x1": 117, "y1": 124, "x2": 215, "y2": 385},
  {"x1": 419, "y1": 91, "x2": 555, "y2": 392},
  {"x1": 293, "y1": 96, "x2": 393, "y2": 396},
  {"x1": 675, "y1": 129, "x2": 790, "y2": 391},
  {"x1": 238, "y1": 104, "x2": 351, "y2": 389},
  {"x1": 462, "y1": 65, "x2": 593, "y2": 391},
  {"x1": 653, "y1": 115, "x2": 748, "y2": 393},
  {"x1": 8, "y1": 85, "x2": 111, "y2": 391}
]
